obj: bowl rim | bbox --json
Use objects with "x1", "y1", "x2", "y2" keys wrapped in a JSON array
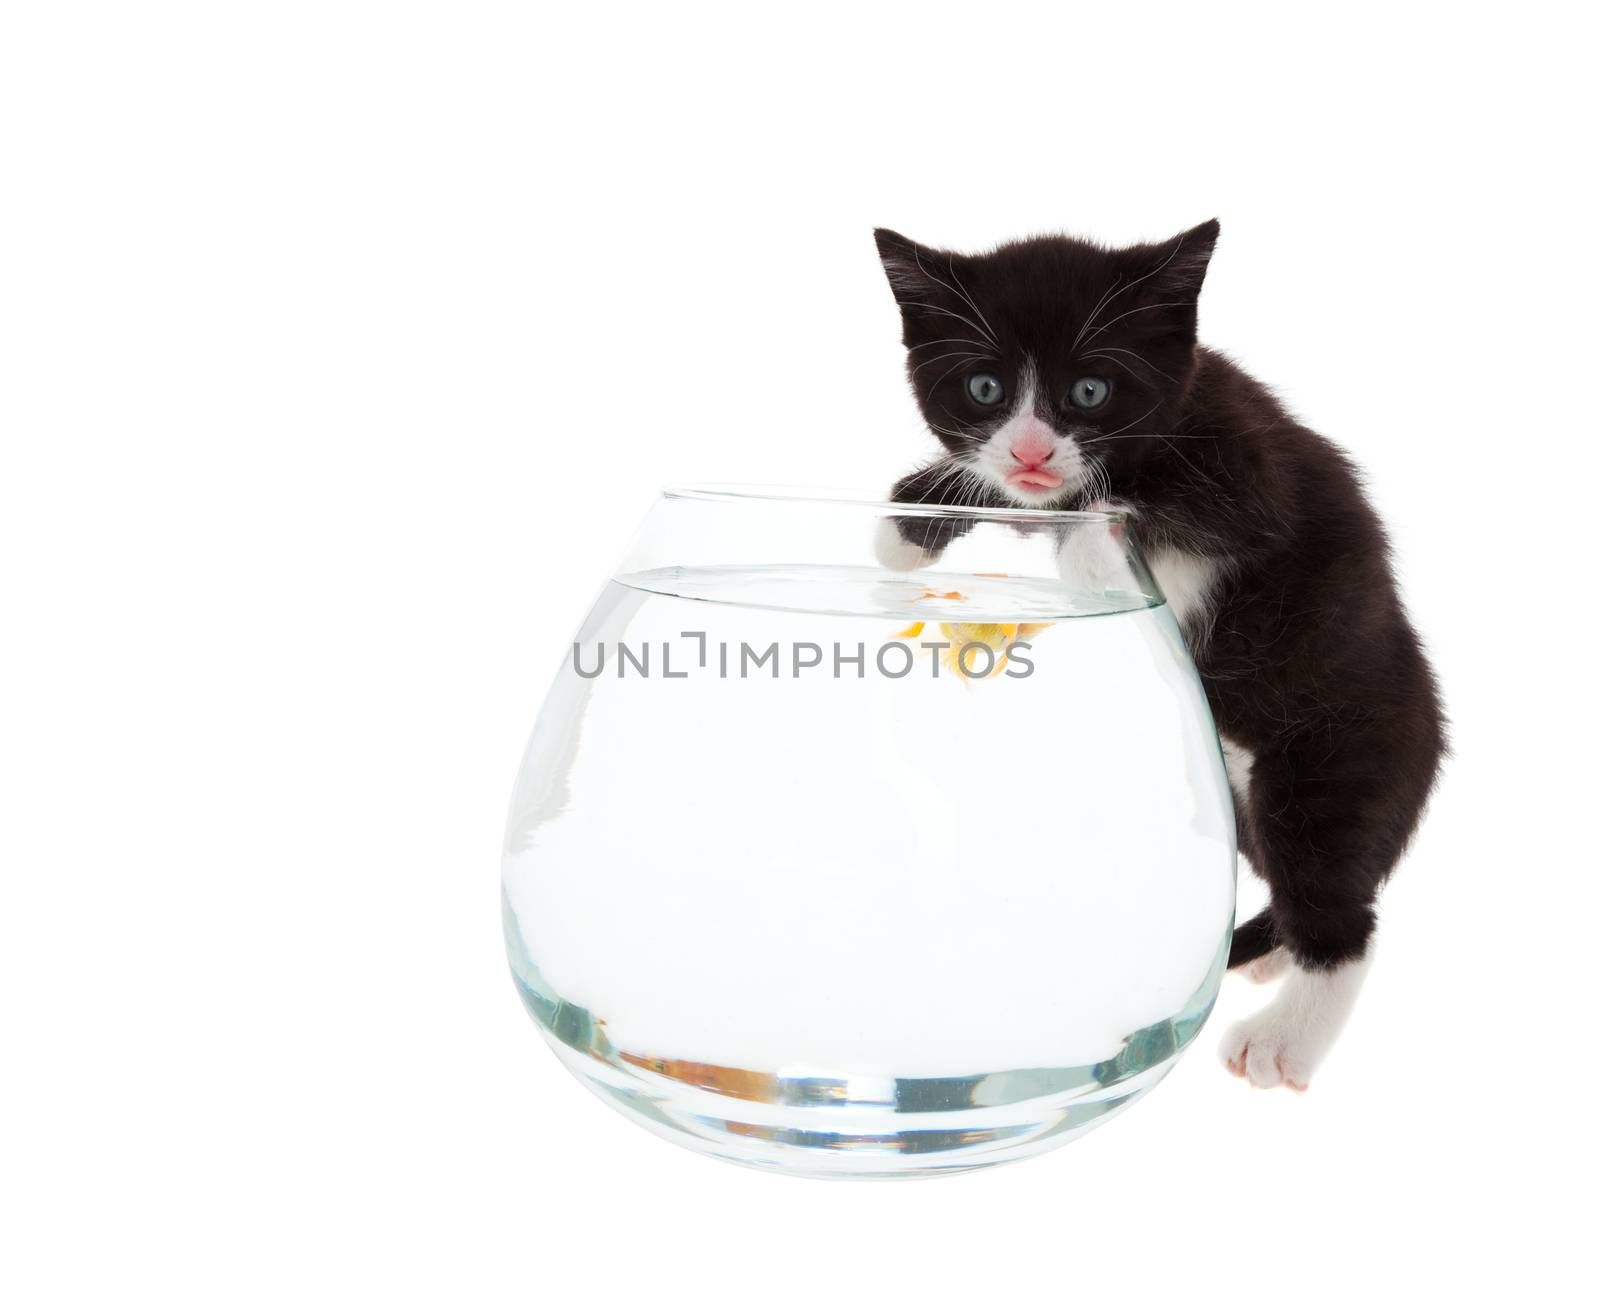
[{"x1": 661, "y1": 483, "x2": 1126, "y2": 524}]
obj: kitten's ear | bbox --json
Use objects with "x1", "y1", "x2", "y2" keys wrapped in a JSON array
[
  {"x1": 873, "y1": 228, "x2": 952, "y2": 309},
  {"x1": 874, "y1": 228, "x2": 978, "y2": 347},
  {"x1": 1148, "y1": 219, "x2": 1220, "y2": 299},
  {"x1": 1124, "y1": 219, "x2": 1218, "y2": 344}
]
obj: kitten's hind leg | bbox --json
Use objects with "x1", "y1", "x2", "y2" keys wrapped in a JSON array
[
  {"x1": 1220, "y1": 952, "x2": 1372, "y2": 1090},
  {"x1": 1240, "y1": 946, "x2": 1292, "y2": 985},
  {"x1": 1216, "y1": 740, "x2": 1394, "y2": 1090},
  {"x1": 1226, "y1": 906, "x2": 1277, "y2": 970}
]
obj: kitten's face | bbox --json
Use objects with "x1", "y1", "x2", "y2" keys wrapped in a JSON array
[{"x1": 876, "y1": 222, "x2": 1218, "y2": 506}]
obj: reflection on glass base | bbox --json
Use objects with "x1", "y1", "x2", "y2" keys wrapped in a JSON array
[
  {"x1": 511, "y1": 935, "x2": 1227, "y2": 1179},
  {"x1": 550, "y1": 1036, "x2": 1165, "y2": 1179}
]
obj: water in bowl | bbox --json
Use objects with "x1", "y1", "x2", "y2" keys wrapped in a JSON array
[{"x1": 503, "y1": 563, "x2": 1235, "y2": 1176}]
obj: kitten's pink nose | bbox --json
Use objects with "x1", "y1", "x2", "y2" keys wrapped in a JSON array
[{"x1": 1010, "y1": 421, "x2": 1056, "y2": 469}]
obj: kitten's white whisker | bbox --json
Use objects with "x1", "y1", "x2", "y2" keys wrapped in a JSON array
[
  {"x1": 928, "y1": 354, "x2": 984, "y2": 393},
  {"x1": 1071, "y1": 275, "x2": 1125, "y2": 350},
  {"x1": 1093, "y1": 431, "x2": 1227, "y2": 441},
  {"x1": 1095, "y1": 400, "x2": 1162, "y2": 440},
  {"x1": 1159, "y1": 434, "x2": 1217, "y2": 488},
  {"x1": 1075, "y1": 235, "x2": 1191, "y2": 347},
  {"x1": 940, "y1": 258, "x2": 1001, "y2": 345},
  {"x1": 897, "y1": 301, "x2": 1000, "y2": 347},
  {"x1": 958, "y1": 466, "x2": 990, "y2": 508},
  {"x1": 911, "y1": 350, "x2": 990, "y2": 377},
  {"x1": 1082, "y1": 300, "x2": 1195, "y2": 343},
  {"x1": 910, "y1": 248, "x2": 1000, "y2": 345},
  {"x1": 912, "y1": 337, "x2": 997, "y2": 353},
  {"x1": 1085, "y1": 450, "x2": 1110, "y2": 505},
  {"x1": 924, "y1": 453, "x2": 965, "y2": 487},
  {"x1": 1081, "y1": 352, "x2": 1160, "y2": 386},
  {"x1": 1082, "y1": 346, "x2": 1177, "y2": 382},
  {"x1": 935, "y1": 404, "x2": 995, "y2": 452}
]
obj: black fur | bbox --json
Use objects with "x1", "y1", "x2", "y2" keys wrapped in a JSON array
[{"x1": 876, "y1": 222, "x2": 1446, "y2": 973}]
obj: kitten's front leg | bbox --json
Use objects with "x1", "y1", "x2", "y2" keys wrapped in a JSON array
[
  {"x1": 873, "y1": 458, "x2": 990, "y2": 572},
  {"x1": 873, "y1": 517, "x2": 937, "y2": 572},
  {"x1": 1056, "y1": 497, "x2": 1140, "y2": 595}
]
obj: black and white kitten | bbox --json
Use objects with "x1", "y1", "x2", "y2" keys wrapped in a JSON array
[{"x1": 875, "y1": 221, "x2": 1445, "y2": 1091}]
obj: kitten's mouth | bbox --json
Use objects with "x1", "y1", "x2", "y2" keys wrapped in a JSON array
[{"x1": 1006, "y1": 469, "x2": 1064, "y2": 491}]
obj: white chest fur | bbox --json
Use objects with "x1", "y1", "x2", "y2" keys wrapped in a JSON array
[
  {"x1": 1147, "y1": 548, "x2": 1223, "y2": 645},
  {"x1": 1218, "y1": 734, "x2": 1256, "y2": 800}
]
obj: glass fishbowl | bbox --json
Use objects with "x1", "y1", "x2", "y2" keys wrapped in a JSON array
[{"x1": 503, "y1": 486, "x2": 1235, "y2": 1177}]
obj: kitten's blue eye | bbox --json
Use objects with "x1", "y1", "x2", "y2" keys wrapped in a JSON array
[
  {"x1": 1069, "y1": 376, "x2": 1111, "y2": 410},
  {"x1": 967, "y1": 373, "x2": 1004, "y2": 406}
]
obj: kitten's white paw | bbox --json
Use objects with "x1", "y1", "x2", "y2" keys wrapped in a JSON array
[
  {"x1": 1219, "y1": 1010, "x2": 1315, "y2": 1090},
  {"x1": 1218, "y1": 954, "x2": 1372, "y2": 1091},
  {"x1": 1056, "y1": 500, "x2": 1137, "y2": 594},
  {"x1": 873, "y1": 517, "x2": 933, "y2": 572},
  {"x1": 1236, "y1": 946, "x2": 1291, "y2": 985}
]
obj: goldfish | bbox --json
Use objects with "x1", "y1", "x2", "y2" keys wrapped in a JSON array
[{"x1": 893, "y1": 619, "x2": 1052, "y2": 681}]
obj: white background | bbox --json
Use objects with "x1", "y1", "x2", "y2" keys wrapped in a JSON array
[{"x1": 4, "y1": 3, "x2": 1596, "y2": 1306}]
